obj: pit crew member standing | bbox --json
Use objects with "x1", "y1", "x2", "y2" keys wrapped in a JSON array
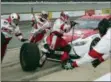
[
  {"x1": 29, "y1": 11, "x2": 51, "y2": 43},
  {"x1": 47, "y1": 11, "x2": 77, "y2": 64},
  {"x1": 1, "y1": 13, "x2": 27, "y2": 62},
  {"x1": 63, "y1": 18, "x2": 111, "y2": 69}
]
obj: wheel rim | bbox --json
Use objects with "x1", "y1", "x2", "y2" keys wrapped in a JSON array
[{"x1": 39, "y1": 54, "x2": 47, "y2": 67}]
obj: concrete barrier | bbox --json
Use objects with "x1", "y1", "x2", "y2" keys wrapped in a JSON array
[
  {"x1": 0, "y1": 10, "x2": 97, "y2": 21},
  {"x1": 1, "y1": 2, "x2": 111, "y2": 14},
  {"x1": 1, "y1": 10, "x2": 85, "y2": 21},
  {"x1": 2, "y1": 9, "x2": 111, "y2": 21}
]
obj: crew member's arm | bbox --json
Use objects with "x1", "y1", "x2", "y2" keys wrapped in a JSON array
[
  {"x1": 35, "y1": 21, "x2": 51, "y2": 34},
  {"x1": 14, "y1": 26, "x2": 27, "y2": 42},
  {"x1": 63, "y1": 21, "x2": 78, "y2": 33}
]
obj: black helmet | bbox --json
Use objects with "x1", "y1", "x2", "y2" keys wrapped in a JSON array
[{"x1": 98, "y1": 18, "x2": 110, "y2": 36}]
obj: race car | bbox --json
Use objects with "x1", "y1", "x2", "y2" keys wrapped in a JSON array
[{"x1": 20, "y1": 13, "x2": 111, "y2": 71}]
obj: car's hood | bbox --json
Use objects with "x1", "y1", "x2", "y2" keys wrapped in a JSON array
[{"x1": 63, "y1": 29, "x2": 98, "y2": 43}]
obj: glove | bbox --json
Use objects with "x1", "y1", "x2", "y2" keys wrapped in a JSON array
[
  {"x1": 91, "y1": 59, "x2": 101, "y2": 68},
  {"x1": 62, "y1": 59, "x2": 74, "y2": 70},
  {"x1": 70, "y1": 21, "x2": 78, "y2": 27},
  {"x1": 21, "y1": 38, "x2": 28, "y2": 42}
]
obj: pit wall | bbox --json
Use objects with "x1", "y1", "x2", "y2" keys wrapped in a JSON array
[{"x1": 1, "y1": 8, "x2": 111, "y2": 21}]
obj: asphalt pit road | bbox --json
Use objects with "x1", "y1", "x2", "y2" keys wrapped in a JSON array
[
  {"x1": 20, "y1": 60, "x2": 63, "y2": 81},
  {"x1": 1, "y1": 60, "x2": 63, "y2": 81}
]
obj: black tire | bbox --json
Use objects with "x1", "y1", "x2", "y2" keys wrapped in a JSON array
[
  {"x1": 90, "y1": 37, "x2": 100, "y2": 50},
  {"x1": 1, "y1": 32, "x2": 6, "y2": 46},
  {"x1": 20, "y1": 43, "x2": 40, "y2": 71}
]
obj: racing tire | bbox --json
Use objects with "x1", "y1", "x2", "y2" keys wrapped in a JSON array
[
  {"x1": 1, "y1": 32, "x2": 6, "y2": 46},
  {"x1": 90, "y1": 37, "x2": 100, "y2": 50},
  {"x1": 20, "y1": 43, "x2": 40, "y2": 71}
]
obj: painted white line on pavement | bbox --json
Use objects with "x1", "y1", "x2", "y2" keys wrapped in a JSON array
[
  {"x1": 7, "y1": 47, "x2": 20, "y2": 51},
  {"x1": 94, "y1": 72, "x2": 111, "y2": 81}
]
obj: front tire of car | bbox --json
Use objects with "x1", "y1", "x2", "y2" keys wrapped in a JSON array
[{"x1": 20, "y1": 43, "x2": 40, "y2": 71}]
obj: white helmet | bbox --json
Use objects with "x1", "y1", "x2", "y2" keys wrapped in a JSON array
[
  {"x1": 9, "y1": 13, "x2": 20, "y2": 25},
  {"x1": 41, "y1": 10, "x2": 48, "y2": 21},
  {"x1": 60, "y1": 11, "x2": 69, "y2": 22}
]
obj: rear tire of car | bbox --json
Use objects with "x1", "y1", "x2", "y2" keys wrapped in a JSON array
[
  {"x1": 20, "y1": 43, "x2": 40, "y2": 71},
  {"x1": 90, "y1": 37, "x2": 100, "y2": 50}
]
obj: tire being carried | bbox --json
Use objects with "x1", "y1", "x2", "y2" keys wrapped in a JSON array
[{"x1": 20, "y1": 43, "x2": 40, "y2": 71}]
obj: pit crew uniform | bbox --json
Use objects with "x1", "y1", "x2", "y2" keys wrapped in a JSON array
[
  {"x1": 63, "y1": 28, "x2": 111, "y2": 69},
  {"x1": 46, "y1": 18, "x2": 74, "y2": 62},
  {"x1": 29, "y1": 15, "x2": 51, "y2": 43},
  {"x1": 1, "y1": 18, "x2": 27, "y2": 61}
]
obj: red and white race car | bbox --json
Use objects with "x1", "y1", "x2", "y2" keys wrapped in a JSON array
[{"x1": 20, "y1": 13, "x2": 111, "y2": 71}]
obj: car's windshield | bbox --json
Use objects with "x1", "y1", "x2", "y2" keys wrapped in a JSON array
[{"x1": 75, "y1": 18, "x2": 100, "y2": 29}]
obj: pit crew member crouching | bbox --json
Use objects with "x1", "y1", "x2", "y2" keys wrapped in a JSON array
[
  {"x1": 63, "y1": 18, "x2": 111, "y2": 69},
  {"x1": 46, "y1": 11, "x2": 77, "y2": 65}
]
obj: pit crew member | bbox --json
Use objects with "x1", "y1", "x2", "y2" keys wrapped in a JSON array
[
  {"x1": 1, "y1": 13, "x2": 27, "y2": 62},
  {"x1": 29, "y1": 11, "x2": 51, "y2": 44},
  {"x1": 46, "y1": 11, "x2": 77, "y2": 64},
  {"x1": 63, "y1": 18, "x2": 111, "y2": 69}
]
